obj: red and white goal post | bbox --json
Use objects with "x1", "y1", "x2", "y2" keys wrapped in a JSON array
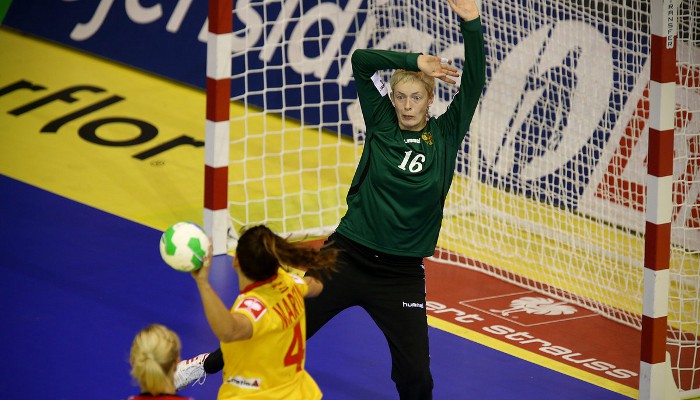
[{"x1": 204, "y1": 0, "x2": 700, "y2": 398}]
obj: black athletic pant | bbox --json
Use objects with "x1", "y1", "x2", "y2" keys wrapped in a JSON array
[
  {"x1": 307, "y1": 232, "x2": 434, "y2": 399},
  {"x1": 203, "y1": 233, "x2": 434, "y2": 400}
]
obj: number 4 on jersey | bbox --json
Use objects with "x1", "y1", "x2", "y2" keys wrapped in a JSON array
[{"x1": 284, "y1": 322, "x2": 304, "y2": 371}]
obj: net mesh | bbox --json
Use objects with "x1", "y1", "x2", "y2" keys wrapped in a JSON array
[{"x1": 224, "y1": 0, "x2": 699, "y2": 394}]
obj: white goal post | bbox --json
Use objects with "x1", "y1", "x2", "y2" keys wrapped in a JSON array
[{"x1": 203, "y1": 0, "x2": 700, "y2": 397}]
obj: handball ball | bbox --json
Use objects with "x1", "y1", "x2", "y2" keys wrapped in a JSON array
[{"x1": 159, "y1": 222, "x2": 211, "y2": 272}]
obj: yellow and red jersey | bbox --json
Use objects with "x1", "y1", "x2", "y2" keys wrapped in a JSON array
[{"x1": 217, "y1": 269, "x2": 321, "y2": 400}]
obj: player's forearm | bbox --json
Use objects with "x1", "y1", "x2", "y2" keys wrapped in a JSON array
[
  {"x1": 462, "y1": 7, "x2": 479, "y2": 21},
  {"x1": 437, "y1": 19, "x2": 485, "y2": 135},
  {"x1": 460, "y1": 19, "x2": 486, "y2": 90},
  {"x1": 352, "y1": 48, "x2": 419, "y2": 74},
  {"x1": 196, "y1": 281, "x2": 251, "y2": 342},
  {"x1": 304, "y1": 276, "x2": 324, "y2": 298}
]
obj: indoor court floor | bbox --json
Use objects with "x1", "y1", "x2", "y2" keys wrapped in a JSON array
[
  {"x1": 0, "y1": 27, "x2": 637, "y2": 399},
  {"x1": 0, "y1": 175, "x2": 633, "y2": 400}
]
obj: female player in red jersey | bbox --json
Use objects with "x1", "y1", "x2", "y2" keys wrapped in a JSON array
[
  {"x1": 189, "y1": 225, "x2": 336, "y2": 400},
  {"x1": 129, "y1": 324, "x2": 192, "y2": 400}
]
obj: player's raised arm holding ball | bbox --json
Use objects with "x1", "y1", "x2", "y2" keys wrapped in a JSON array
[{"x1": 187, "y1": 225, "x2": 336, "y2": 399}]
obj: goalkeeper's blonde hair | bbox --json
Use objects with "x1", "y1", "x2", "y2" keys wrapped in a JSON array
[{"x1": 390, "y1": 69, "x2": 436, "y2": 96}]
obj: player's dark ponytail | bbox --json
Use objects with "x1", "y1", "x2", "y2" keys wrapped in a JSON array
[{"x1": 236, "y1": 225, "x2": 337, "y2": 282}]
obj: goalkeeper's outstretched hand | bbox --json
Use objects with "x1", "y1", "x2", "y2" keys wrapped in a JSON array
[
  {"x1": 417, "y1": 55, "x2": 460, "y2": 85},
  {"x1": 447, "y1": 0, "x2": 480, "y2": 21}
]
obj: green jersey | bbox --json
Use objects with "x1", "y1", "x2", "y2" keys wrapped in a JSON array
[{"x1": 336, "y1": 18, "x2": 486, "y2": 257}]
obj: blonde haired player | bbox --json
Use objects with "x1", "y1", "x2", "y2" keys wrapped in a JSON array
[
  {"x1": 129, "y1": 324, "x2": 191, "y2": 400},
  {"x1": 187, "y1": 225, "x2": 336, "y2": 399}
]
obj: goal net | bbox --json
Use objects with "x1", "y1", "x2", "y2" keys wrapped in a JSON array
[{"x1": 216, "y1": 0, "x2": 699, "y2": 396}]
